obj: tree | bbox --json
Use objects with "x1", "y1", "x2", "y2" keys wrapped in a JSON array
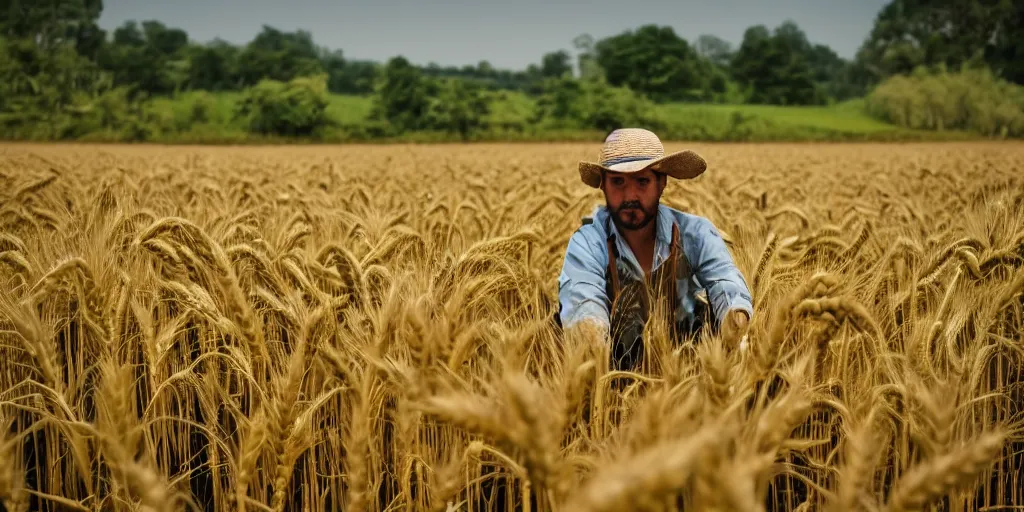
[
  {"x1": 0, "y1": 34, "x2": 115, "y2": 139},
  {"x1": 695, "y1": 34, "x2": 734, "y2": 68},
  {"x1": 855, "y1": 0, "x2": 1022, "y2": 85},
  {"x1": 540, "y1": 50, "x2": 573, "y2": 78},
  {"x1": 318, "y1": 47, "x2": 346, "y2": 92},
  {"x1": 331, "y1": 59, "x2": 379, "y2": 94},
  {"x1": 806, "y1": 42, "x2": 865, "y2": 101},
  {"x1": 141, "y1": 20, "x2": 187, "y2": 56},
  {"x1": 593, "y1": 25, "x2": 713, "y2": 102},
  {"x1": 0, "y1": 0, "x2": 128, "y2": 139},
  {"x1": 988, "y1": 2, "x2": 1024, "y2": 84},
  {"x1": 369, "y1": 56, "x2": 432, "y2": 131},
  {"x1": 184, "y1": 39, "x2": 241, "y2": 91},
  {"x1": 236, "y1": 25, "x2": 324, "y2": 86},
  {"x1": 234, "y1": 74, "x2": 331, "y2": 136},
  {"x1": 96, "y1": 20, "x2": 189, "y2": 96},
  {"x1": 0, "y1": 0, "x2": 104, "y2": 53},
  {"x1": 426, "y1": 78, "x2": 491, "y2": 140},
  {"x1": 730, "y1": 22, "x2": 826, "y2": 105},
  {"x1": 531, "y1": 76, "x2": 664, "y2": 132},
  {"x1": 532, "y1": 76, "x2": 585, "y2": 124}
]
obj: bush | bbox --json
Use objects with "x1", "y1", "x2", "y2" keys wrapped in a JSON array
[
  {"x1": 865, "y1": 65, "x2": 1024, "y2": 137},
  {"x1": 367, "y1": 56, "x2": 432, "y2": 133},
  {"x1": 532, "y1": 77, "x2": 665, "y2": 133},
  {"x1": 234, "y1": 74, "x2": 332, "y2": 137},
  {"x1": 424, "y1": 78, "x2": 492, "y2": 140},
  {"x1": 54, "y1": 87, "x2": 168, "y2": 142},
  {"x1": 0, "y1": 36, "x2": 124, "y2": 140},
  {"x1": 189, "y1": 92, "x2": 218, "y2": 125}
]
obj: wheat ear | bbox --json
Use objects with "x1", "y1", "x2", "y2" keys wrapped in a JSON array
[
  {"x1": 559, "y1": 424, "x2": 720, "y2": 512},
  {"x1": 885, "y1": 429, "x2": 1006, "y2": 512}
]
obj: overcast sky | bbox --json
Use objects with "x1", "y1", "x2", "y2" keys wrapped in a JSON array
[{"x1": 98, "y1": 0, "x2": 889, "y2": 70}]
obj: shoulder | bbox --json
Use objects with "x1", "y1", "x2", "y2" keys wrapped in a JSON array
[
  {"x1": 660, "y1": 206, "x2": 729, "y2": 253},
  {"x1": 569, "y1": 214, "x2": 608, "y2": 250},
  {"x1": 565, "y1": 207, "x2": 610, "y2": 260},
  {"x1": 661, "y1": 206, "x2": 720, "y2": 237}
]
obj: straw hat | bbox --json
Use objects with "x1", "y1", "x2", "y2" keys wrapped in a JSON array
[{"x1": 578, "y1": 128, "x2": 707, "y2": 188}]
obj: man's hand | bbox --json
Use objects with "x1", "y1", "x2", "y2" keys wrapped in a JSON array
[{"x1": 720, "y1": 309, "x2": 750, "y2": 350}]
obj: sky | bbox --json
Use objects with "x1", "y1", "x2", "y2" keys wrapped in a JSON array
[{"x1": 98, "y1": 0, "x2": 890, "y2": 70}]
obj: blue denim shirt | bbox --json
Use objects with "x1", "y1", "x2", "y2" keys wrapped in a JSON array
[{"x1": 557, "y1": 204, "x2": 754, "y2": 333}]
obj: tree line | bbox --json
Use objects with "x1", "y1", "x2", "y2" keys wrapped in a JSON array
[{"x1": 1, "y1": 0, "x2": 1022, "y2": 141}]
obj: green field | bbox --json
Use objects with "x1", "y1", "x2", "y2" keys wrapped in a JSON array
[
  {"x1": 661, "y1": 101, "x2": 900, "y2": 134},
  {"x1": 144, "y1": 90, "x2": 975, "y2": 144}
]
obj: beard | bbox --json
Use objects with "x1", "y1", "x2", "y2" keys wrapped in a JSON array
[{"x1": 611, "y1": 199, "x2": 657, "y2": 231}]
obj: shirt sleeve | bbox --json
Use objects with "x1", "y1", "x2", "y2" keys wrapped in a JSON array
[
  {"x1": 688, "y1": 219, "x2": 754, "y2": 326},
  {"x1": 558, "y1": 229, "x2": 611, "y2": 333}
]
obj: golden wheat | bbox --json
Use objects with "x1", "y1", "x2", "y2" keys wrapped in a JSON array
[{"x1": 0, "y1": 141, "x2": 1021, "y2": 512}]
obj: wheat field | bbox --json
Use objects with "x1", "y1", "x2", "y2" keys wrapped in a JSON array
[{"x1": 0, "y1": 141, "x2": 1022, "y2": 512}]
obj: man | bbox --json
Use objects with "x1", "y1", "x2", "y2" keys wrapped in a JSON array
[{"x1": 557, "y1": 128, "x2": 753, "y2": 370}]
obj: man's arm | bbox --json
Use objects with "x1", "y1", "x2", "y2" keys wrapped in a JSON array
[
  {"x1": 558, "y1": 230, "x2": 611, "y2": 334},
  {"x1": 688, "y1": 219, "x2": 754, "y2": 331}
]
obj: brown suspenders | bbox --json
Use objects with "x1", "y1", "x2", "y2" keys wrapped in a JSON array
[
  {"x1": 664, "y1": 222, "x2": 681, "y2": 316},
  {"x1": 605, "y1": 217, "x2": 687, "y2": 335},
  {"x1": 606, "y1": 231, "x2": 620, "y2": 305},
  {"x1": 555, "y1": 215, "x2": 702, "y2": 340}
]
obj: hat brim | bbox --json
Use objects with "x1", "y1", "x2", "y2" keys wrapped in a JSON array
[{"x1": 578, "y1": 150, "x2": 707, "y2": 188}]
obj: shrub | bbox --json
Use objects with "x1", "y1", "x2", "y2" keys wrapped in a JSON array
[
  {"x1": 532, "y1": 77, "x2": 665, "y2": 133},
  {"x1": 234, "y1": 74, "x2": 332, "y2": 137},
  {"x1": 865, "y1": 65, "x2": 1024, "y2": 137},
  {"x1": 189, "y1": 92, "x2": 218, "y2": 125},
  {"x1": 424, "y1": 78, "x2": 492, "y2": 140},
  {"x1": 367, "y1": 56, "x2": 432, "y2": 133}
]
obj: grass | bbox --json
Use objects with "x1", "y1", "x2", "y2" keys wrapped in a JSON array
[
  {"x1": 662, "y1": 100, "x2": 903, "y2": 133},
  {"x1": 129, "y1": 90, "x2": 979, "y2": 144},
  {"x1": 327, "y1": 94, "x2": 375, "y2": 125},
  {"x1": 656, "y1": 99, "x2": 978, "y2": 141}
]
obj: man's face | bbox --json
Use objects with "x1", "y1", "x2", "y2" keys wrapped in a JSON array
[{"x1": 601, "y1": 168, "x2": 666, "y2": 231}]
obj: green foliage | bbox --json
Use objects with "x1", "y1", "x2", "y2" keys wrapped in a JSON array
[
  {"x1": 364, "y1": 59, "x2": 499, "y2": 139},
  {"x1": 424, "y1": 78, "x2": 492, "y2": 140},
  {"x1": 0, "y1": 0, "x2": 104, "y2": 57},
  {"x1": 14, "y1": 87, "x2": 970, "y2": 143},
  {"x1": 131, "y1": 90, "x2": 971, "y2": 143},
  {"x1": 730, "y1": 22, "x2": 828, "y2": 105},
  {"x1": 327, "y1": 59, "x2": 379, "y2": 94},
  {"x1": 593, "y1": 25, "x2": 719, "y2": 102},
  {"x1": 855, "y1": 0, "x2": 1024, "y2": 86},
  {"x1": 988, "y1": 2, "x2": 1024, "y2": 85},
  {"x1": 97, "y1": 20, "x2": 191, "y2": 97},
  {"x1": 540, "y1": 50, "x2": 573, "y2": 79},
  {"x1": 865, "y1": 65, "x2": 1024, "y2": 137},
  {"x1": 695, "y1": 34, "x2": 734, "y2": 69},
  {"x1": 73, "y1": 86, "x2": 173, "y2": 141},
  {"x1": 368, "y1": 56, "x2": 432, "y2": 133},
  {"x1": 236, "y1": 26, "x2": 323, "y2": 86},
  {"x1": 188, "y1": 91, "x2": 219, "y2": 124},
  {"x1": 181, "y1": 40, "x2": 241, "y2": 91},
  {"x1": 0, "y1": 34, "x2": 118, "y2": 139},
  {"x1": 233, "y1": 74, "x2": 332, "y2": 136},
  {"x1": 531, "y1": 76, "x2": 664, "y2": 132},
  {"x1": 656, "y1": 100, "x2": 935, "y2": 141},
  {"x1": 3, "y1": 0, "x2": 1021, "y2": 143},
  {"x1": 418, "y1": 59, "x2": 541, "y2": 94}
]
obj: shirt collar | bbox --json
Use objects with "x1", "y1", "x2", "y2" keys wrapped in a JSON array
[
  {"x1": 597, "y1": 204, "x2": 672, "y2": 243},
  {"x1": 597, "y1": 204, "x2": 674, "y2": 273},
  {"x1": 655, "y1": 204, "x2": 673, "y2": 246}
]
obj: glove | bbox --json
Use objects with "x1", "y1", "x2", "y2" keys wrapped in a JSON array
[{"x1": 721, "y1": 309, "x2": 750, "y2": 350}]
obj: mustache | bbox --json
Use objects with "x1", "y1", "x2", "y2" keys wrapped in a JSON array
[{"x1": 617, "y1": 201, "x2": 642, "y2": 211}]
